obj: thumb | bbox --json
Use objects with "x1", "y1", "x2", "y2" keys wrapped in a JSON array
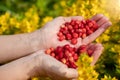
[{"x1": 64, "y1": 68, "x2": 78, "y2": 79}]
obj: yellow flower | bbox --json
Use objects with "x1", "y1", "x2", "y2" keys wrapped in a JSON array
[
  {"x1": 41, "y1": 16, "x2": 53, "y2": 26},
  {"x1": 76, "y1": 54, "x2": 98, "y2": 80},
  {"x1": 96, "y1": 33, "x2": 110, "y2": 43},
  {"x1": 101, "y1": 75, "x2": 118, "y2": 80},
  {"x1": 60, "y1": 1, "x2": 66, "y2": 7}
]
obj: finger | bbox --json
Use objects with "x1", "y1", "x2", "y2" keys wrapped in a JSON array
[
  {"x1": 90, "y1": 43, "x2": 103, "y2": 66},
  {"x1": 82, "y1": 21, "x2": 112, "y2": 45},
  {"x1": 97, "y1": 17, "x2": 109, "y2": 27},
  {"x1": 51, "y1": 66, "x2": 78, "y2": 80},
  {"x1": 91, "y1": 14, "x2": 104, "y2": 22},
  {"x1": 64, "y1": 68, "x2": 78, "y2": 79}
]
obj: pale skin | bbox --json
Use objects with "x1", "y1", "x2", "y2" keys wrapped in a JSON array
[{"x1": 0, "y1": 14, "x2": 111, "y2": 80}]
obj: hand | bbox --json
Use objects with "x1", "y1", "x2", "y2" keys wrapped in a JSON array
[
  {"x1": 0, "y1": 50, "x2": 78, "y2": 80},
  {"x1": 31, "y1": 44, "x2": 103, "y2": 80},
  {"x1": 33, "y1": 14, "x2": 111, "y2": 50},
  {"x1": 35, "y1": 43, "x2": 103, "y2": 80},
  {"x1": 34, "y1": 50, "x2": 78, "y2": 80},
  {"x1": 86, "y1": 43, "x2": 104, "y2": 66},
  {"x1": 32, "y1": 16, "x2": 83, "y2": 49}
]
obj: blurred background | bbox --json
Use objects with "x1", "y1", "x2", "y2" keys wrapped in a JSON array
[{"x1": 0, "y1": 0, "x2": 120, "y2": 80}]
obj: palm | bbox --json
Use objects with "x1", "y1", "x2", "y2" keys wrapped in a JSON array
[{"x1": 37, "y1": 50, "x2": 78, "y2": 80}]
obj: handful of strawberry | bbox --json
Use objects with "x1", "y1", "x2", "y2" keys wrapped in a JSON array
[
  {"x1": 57, "y1": 19, "x2": 98, "y2": 44},
  {"x1": 45, "y1": 19, "x2": 98, "y2": 68}
]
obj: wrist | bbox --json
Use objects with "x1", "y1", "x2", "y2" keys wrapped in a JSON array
[
  {"x1": 24, "y1": 51, "x2": 44, "y2": 78},
  {"x1": 27, "y1": 29, "x2": 44, "y2": 51},
  {"x1": 27, "y1": 50, "x2": 47, "y2": 78},
  {"x1": 31, "y1": 51, "x2": 46, "y2": 77},
  {"x1": 0, "y1": 52, "x2": 42, "y2": 80}
]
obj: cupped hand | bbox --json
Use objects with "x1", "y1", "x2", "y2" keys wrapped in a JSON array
[
  {"x1": 33, "y1": 14, "x2": 111, "y2": 49},
  {"x1": 33, "y1": 16, "x2": 83, "y2": 49},
  {"x1": 34, "y1": 43, "x2": 103, "y2": 80},
  {"x1": 34, "y1": 50, "x2": 78, "y2": 80}
]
